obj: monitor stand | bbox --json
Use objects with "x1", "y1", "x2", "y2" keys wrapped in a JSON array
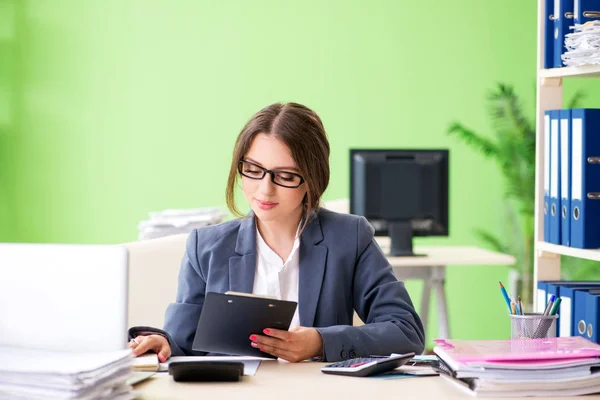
[{"x1": 388, "y1": 221, "x2": 425, "y2": 257}]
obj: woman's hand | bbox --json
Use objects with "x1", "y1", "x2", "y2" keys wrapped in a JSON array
[
  {"x1": 128, "y1": 334, "x2": 172, "y2": 362},
  {"x1": 249, "y1": 326, "x2": 323, "y2": 363}
]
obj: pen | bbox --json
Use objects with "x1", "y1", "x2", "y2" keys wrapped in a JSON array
[
  {"x1": 499, "y1": 281, "x2": 512, "y2": 313},
  {"x1": 518, "y1": 296, "x2": 524, "y2": 315},
  {"x1": 510, "y1": 301, "x2": 516, "y2": 315},
  {"x1": 544, "y1": 295, "x2": 556, "y2": 316},
  {"x1": 549, "y1": 297, "x2": 562, "y2": 316},
  {"x1": 513, "y1": 293, "x2": 521, "y2": 315}
]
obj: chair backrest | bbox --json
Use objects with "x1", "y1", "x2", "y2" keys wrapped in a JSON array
[{"x1": 124, "y1": 234, "x2": 188, "y2": 329}]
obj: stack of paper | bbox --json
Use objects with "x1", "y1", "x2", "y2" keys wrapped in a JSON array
[
  {"x1": 563, "y1": 21, "x2": 600, "y2": 67},
  {"x1": 132, "y1": 354, "x2": 159, "y2": 372},
  {"x1": 0, "y1": 347, "x2": 134, "y2": 400},
  {"x1": 433, "y1": 337, "x2": 600, "y2": 397},
  {"x1": 137, "y1": 207, "x2": 226, "y2": 240}
]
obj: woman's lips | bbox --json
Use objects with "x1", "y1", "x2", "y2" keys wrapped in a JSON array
[{"x1": 256, "y1": 199, "x2": 278, "y2": 210}]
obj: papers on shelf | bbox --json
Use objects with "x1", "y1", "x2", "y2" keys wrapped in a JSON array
[
  {"x1": 137, "y1": 207, "x2": 226, "y2": 240},
  {"x1": 563, "y1": 21, "x2": 600, "y2": 67},
  {"x1": 0, "y1": 347, "x2": 134, "y2": 400}
]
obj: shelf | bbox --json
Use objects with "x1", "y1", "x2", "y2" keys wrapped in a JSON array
[
  {"x1": 537, "y1": 241, "x2": 600, "y2": 262},
  {"x1": 539, "y1": 64, "x2": 600, "y2": 79}
]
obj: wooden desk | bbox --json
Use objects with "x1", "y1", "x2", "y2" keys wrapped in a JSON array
[
  {"x1": 136, "y1": 360, "x2": 600, "y2": 400},
  {"x1": 375, "y1": 238, "x2": 516, "y2": 339}
]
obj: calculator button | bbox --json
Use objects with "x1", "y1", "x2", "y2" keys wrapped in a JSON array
[{"x1": 349, "y1": 362, "x2": 366, "y2": 368}]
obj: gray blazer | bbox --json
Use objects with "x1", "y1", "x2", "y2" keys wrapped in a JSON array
[{"x1": 135, "y1": 208, "x2": 425, "y2": 361}]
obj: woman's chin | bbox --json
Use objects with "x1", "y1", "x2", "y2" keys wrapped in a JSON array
[{"x1": 251, "y1": 206, "x2": 277, "y2": 221}]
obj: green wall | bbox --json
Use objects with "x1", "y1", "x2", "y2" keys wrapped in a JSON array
[{"x1": 3, "y1": 0, "x2": 600, "y2": 346}]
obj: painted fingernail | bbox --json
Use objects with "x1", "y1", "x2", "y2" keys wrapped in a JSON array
[
  {"x1": 249, "y1": 335, "x2": 257, "y2": 341},
  {"x1": 263, "y1": 329, "x2": 270, "y2": 335},
  {"x1": 251, "y1": 342, "x2": 258, "y2": 347}
]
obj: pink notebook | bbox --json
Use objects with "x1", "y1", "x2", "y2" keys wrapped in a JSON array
[{"x1": 433, "y1": 337, "x2": 600, "y2": 362}]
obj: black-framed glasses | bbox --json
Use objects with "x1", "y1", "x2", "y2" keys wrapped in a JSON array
[{"x1": 238, "y1": 160, "x2": 305, "y2": 188}]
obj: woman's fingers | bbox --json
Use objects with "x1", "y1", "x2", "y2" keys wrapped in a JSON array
[
  {"x1": 157, "y1": 345, "x2": 171, "y2": 362},
  {"x1": 256, "y1": 343, "x2": 298, "y2": 362},
  {"x1": 131, "y1": 335, "x2": 165, "y2": 357},
  {"x1": 250, "y1": 334, "x2": 288, "y2": 352}
]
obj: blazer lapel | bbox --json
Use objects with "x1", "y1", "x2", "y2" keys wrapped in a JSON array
[
  {"x1": 229, "y1": 215, "x2": 256, "y2": 293},
  {"x1": 299, "y1": 212, "x2": 328, "y2": 327}
]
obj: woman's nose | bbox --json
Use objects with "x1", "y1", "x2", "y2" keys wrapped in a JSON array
[{"x1": 258, "y1": 173, "x2": 276, "y2": 194}]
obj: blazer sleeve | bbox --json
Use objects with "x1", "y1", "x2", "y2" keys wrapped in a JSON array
[
  {"x1": 315, "y1": 217, "x2": 425, "y2": 361},
  {"x1": 160, "y1": 230, "x2": 209, "y2": 356}
]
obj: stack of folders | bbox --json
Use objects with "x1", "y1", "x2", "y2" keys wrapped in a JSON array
[
  {"x1": 537, "y1": 281, "x2": 600, "y2": 342},
  {"x1": 0, "y1": 347, "x2": 134, "y2": 400},
  {"x1": 137, "y1": 207, "x2": 226, "y2": 240},
  {"x1": 433, "y1": 337, "x2": 600, "y2": 397},
  {"x1": 544, "y1": 0, "x2": 600, "y2": 68},
  {"x1": 542, "y1": 108, "x2": 600, "y2": 249}
]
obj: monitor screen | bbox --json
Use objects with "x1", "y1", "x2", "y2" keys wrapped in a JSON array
[{"x1": 349, "y1": 149, "x2": 449, "y2": 256}]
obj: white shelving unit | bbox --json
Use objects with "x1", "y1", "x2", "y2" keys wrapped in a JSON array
[{"x1": 533, "y1": 0, "x2": 600, "y2": 310}]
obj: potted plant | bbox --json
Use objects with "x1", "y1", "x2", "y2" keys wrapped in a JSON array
[{"x1": 447, "y1": 83, "x2": 588, "y2": 309}]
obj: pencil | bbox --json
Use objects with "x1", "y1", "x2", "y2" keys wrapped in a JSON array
[
  {"x1": 513, "y1": 293, "x2": 521, "y2": 315},
  {"x1": 499, "y1": 281, "x2": 512, "y2": 313},
  {"x1": 510, "y1": 301, "x2": 516, "y2": 315},
  {"x1": 518, "y1": 296, "x2": 524, "y2": 315}
]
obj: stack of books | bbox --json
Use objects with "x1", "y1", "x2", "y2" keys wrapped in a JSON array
[
  {"x1": 433, "y1": 337, "x2": 600, "y2": 397},
  {"x1": 0, "y1": 347, "x2": 134, "y2": 400},
  {"x1": 563, "y1": 21, "x2": 600, "y2": 67},
  {"x1": 137, "y1": 207, "x2": 226, "y2": 240}
]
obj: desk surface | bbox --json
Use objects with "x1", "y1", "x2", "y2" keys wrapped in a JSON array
[
  {"x1": 136, "y1": 360, "x2": 600, "y2": 399},
  {"x1": 374, "y1": 237, "x2": 516, "y2": 268}
]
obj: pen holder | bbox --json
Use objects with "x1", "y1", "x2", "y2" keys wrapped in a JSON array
[{"x1": 509, "y1": 313, "x2": 558, "y2": 340}]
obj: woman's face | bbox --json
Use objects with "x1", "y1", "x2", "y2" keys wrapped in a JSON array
[{"x1": 241, "y1": 133, "x2": 307, "y2": 225}]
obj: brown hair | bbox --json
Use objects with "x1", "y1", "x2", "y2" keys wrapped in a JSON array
[{"x1": 226, "y1": 102, "x2": 330, "y2": 232}]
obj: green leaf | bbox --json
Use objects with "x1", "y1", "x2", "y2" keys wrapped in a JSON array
[
  {"x1": 447, "y1": 122, "x2": 500, "y2": 159},
  {"x1": 487, "y1": 84, "x2": 533, "y2": 142},
  {"x1": 565, "y1": 90, "x2": 586, "y2": 109},
  {"x1": 473, "y1": 228, "x2": 508, "y2": 254}
]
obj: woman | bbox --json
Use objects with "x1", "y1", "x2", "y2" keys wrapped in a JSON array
[{"x1": 129, "y1": 103, "x2": 425, "y2": 363}]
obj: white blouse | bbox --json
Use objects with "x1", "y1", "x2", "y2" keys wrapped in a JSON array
[{"x1": 252, "y1": 227, "x2": 300, "y2": 330}]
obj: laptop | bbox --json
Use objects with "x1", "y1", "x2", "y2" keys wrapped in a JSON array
[{"x1": 0, "y1": 243, "x2": 129, "y2": 352}]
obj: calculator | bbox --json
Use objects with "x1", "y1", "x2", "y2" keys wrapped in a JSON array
[{"x1": 320, "y1": 352, "x2": 415, "y2": 377}]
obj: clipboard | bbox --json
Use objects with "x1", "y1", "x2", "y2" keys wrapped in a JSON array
[{"x1": 191, "y1": 292, "x2": 297, "y2": 358}]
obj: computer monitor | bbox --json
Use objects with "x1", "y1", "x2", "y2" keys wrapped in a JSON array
[{"x1": 350, "y1": 149, "x2": 449, "y2": 257}]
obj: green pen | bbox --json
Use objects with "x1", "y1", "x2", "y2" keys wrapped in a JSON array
[{"x1": 549, "y1": 297, "x2": 562, "y2": 316}]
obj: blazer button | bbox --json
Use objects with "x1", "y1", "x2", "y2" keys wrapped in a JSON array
[
  {"x1": 349, "y1": 350, "x2": 357, "y2": 358},
  {"x1": 340, "y1": 351, "x2": 347, "y2": 359}
]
